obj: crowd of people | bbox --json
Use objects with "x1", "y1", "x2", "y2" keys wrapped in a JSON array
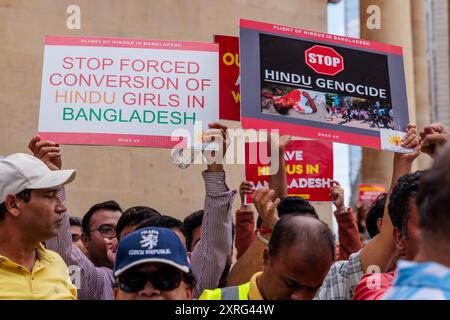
[
  {"x1": 325, "y1": 94, "x2": 394, "y2": 129},
  {"x1": 0, "y1": 121, "x2": 449, "y2": 300}
]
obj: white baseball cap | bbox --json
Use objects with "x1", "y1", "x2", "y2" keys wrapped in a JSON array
[{"x1": 0, "y1": 153, "x2": 76, "y2": 204}]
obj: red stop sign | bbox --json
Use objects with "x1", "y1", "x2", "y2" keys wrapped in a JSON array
[{"x1": 305, "y1": 45, "x2": 344, "y2": 76}]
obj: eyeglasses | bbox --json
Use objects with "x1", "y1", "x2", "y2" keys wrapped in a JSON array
[
  {"x1": 90, "y1": 224, "x2": 116, "y2": 238},
  {"x1": 117, "y1": 269, "x2": 183, "y2": 293}
]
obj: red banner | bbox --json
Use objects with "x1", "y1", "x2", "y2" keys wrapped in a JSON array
[
  {"x1": 358, "y1": 183, "x2": 386, "y2": 209},
  {"x1": 245, "y1": 140, "x2": 333, "y2": 203},
  {"x1": 215, "y1": 35, "x2": 240, "y2": 121}
]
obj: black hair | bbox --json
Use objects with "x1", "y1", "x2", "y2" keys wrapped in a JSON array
[
  {"x1": 183, "y1": 271, "x2": 197, "y2": 289},
  {"x1": 137, "y1": 215, "x2": 187, "y2": 247},
  {"x1": 0, "y1": 189, "x2": 32, "y2": 222},
  {"x1": 0, "y1": 203, "x2": 6, "y2": 221},
  {"x1": 416, "y1": 147, "x2": 450, "y2": 242},
  {"x1": 388, "y1": 171, "x2": 423, "y2": 238},
  {"x1": 82, "y1": 200, "x2": 123, "y2": 235},
  {"x1": 256, "y1": 196, "x2": 319, "y2": 228},
  {"x1": 268, "y1": 215, "x2": 335, "y2": 262},
  {"x1": 69, "y1": 216, "x2": 82, "y2": 227},
  {"x1": 365, "y1": 193, "x2": 387, "y2": 238},
  {"x1": 183, "y1": 210, "x2": 204, "y2": 250},
  {"x1": 116, "y1": 206, "x2": 161, "y2": 241},
  {"x1": 277, "y1": 196, "x2": 318, "y2": 217}
]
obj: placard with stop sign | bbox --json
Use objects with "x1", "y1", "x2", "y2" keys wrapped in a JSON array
[
  {"x1": 305, "y1": 45, "x2": 344, "y2": 76},
  {"x1": 240, "y1": 19, "x2": 411, "y2": 152}
]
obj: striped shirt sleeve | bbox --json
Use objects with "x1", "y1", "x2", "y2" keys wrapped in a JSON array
[
  {"x1": 45, "y1": 187, "x2": 115, "y2": 300},
  {"x1": 191, "y1": 171, "x2": 237, "y2": 298}
]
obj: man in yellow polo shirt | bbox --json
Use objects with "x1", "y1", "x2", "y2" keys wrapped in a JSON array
[
  {"x1": 0, "y1": 152, "x2": 77, "y2": 299},
  {"x1": 200, "y1": 192, "x2": 335, "y2": 300}
]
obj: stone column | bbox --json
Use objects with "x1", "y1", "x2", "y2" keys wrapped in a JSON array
[
  {"x1": 411, "y1": 0, "x2": 432, "y2": 169},
  {"x1": 360, "y1": 0, "x2": 417, "y2": 187}
]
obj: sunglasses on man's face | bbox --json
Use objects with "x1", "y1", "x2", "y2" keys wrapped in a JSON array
[
  {"x1": 90, "y1": 224, "x2": 116, "y2": 238},
  {"x1": 117, "y1": 269, "x2": 183, "y2": 293}
]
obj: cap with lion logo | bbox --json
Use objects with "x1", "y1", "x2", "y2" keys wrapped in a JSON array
[{"x1": 114, "y1": 227, "x2": 191, "y2": 277}]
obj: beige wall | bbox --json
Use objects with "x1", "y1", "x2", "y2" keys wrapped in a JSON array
[
  {"x1": 0, "y1": 0, "x2": 332, "y2": 222},
  {"x1": 411, "y1": 0, "x2": 432, "y2": 170}
]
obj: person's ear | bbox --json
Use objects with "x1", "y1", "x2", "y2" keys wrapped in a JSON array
[
  {"x1": 185, "y1": 286, "x2": 194, "y2": 300},
  {"x1": 262, "y1": 247, "x2": 270, "y2": 270},
  {"x1": 376, "y1": 217, "x2": 383, "y2": 232},
  {"x1": 393, "y1": 228, "x2": 405, "y2": 255},
  {"x1": 81, "y1": 233, "x2": 89, "y2": 248},
  {"x1": 5, "y1": 194, "x2": 21, "y2": 218}
]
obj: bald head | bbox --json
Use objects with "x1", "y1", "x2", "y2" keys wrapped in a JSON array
[
  {"x1": 268, "y1": 215, "x2": 335, "y2": 263},
  {"x1": 261, "y1": 215, "x2": 335, "y2": 300}
]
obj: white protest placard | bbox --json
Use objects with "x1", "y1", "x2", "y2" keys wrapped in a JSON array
[{"x1": 38, "y1": 36, "x2": 219, "y2": 148}]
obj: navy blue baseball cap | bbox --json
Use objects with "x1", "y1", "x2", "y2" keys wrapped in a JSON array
[{"x1": 114, "y1": 227, "x2": 191, "y2": 277}]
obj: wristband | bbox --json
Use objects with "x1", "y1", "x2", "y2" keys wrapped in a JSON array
[{"x1": 257, "y1": 231, "x2": 269, "y2": 245}]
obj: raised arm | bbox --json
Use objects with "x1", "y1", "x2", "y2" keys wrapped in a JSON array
[
  {"x1": 330, "y1": 181, "x2": 362, "y2": 260},
  {"x1": 235, "y1": 181, "x2": 256, "y2": 260},
  {"x1": 419, "y1": 122, "x2": 449, "y2": 159},
  {"x1": 359, "y1": 124, "x2": 420, "y2": 273},
  {"x1": 315, "y1": 125, "x2": 420, "y2": 300},
  {"x1": 191, "y1": 123, "x2": 237, "y2": 298},
  {"x1": 269, "y1": 134, "x2": 291, "y2": 199},
  {"x1": 226, "y1": 135, "x2": 288, "y2": 285},
  {"x1": 227, "y1": 187, "x2": 280, "y2": 286},
  {"x1": 232, "y1": 135, "x2": 288, "y2": 264}
]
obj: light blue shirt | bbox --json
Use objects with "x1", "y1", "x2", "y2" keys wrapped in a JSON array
[{"x1": 384, "y1": 260, "x2": 450, "y2": 300}]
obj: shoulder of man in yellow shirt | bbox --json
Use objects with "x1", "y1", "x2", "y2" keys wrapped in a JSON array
[{"x1": 0, "y1": 243, "x2": 77, "y2": 300}]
